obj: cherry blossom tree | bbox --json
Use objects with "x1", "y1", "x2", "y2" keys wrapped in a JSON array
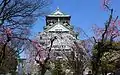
[
  {"x1": 51, "y1": 32, "x2": 90, "y2": 75},
  {"x1": 91, "y1": 0, "x2": 120, "y2": 75},
  {"x1": 0, "y1": 0, "x2": 51, "y2": 73},
  {"x1": 25, "y1": 32, "x2": 57, "y2": 75},
  {"x1": 25, "y1": 30, "x2": 90, "y2": 75},
  {"x1": 65, "y1": 41, "x2": 89, "y2": 75}
]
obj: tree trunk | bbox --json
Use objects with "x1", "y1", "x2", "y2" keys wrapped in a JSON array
[{"x1": 40, "y1": 64, "x2": 47, "y2": 75}]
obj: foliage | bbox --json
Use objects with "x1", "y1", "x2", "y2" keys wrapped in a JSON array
[
  {"x1": 51, "y1": 60, "x2": 65, "y2": 75},
  {"x1": 100, "y1": 52, "x2": 116, "y2": 73},
  {"x1": 0, "y1": 44, "x2": 18, "y2": 74}
]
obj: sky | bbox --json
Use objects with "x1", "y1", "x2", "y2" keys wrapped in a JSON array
[
  {"x1": 21, "y1": 0, "x2": 120, "y2": 58},
  {"x1": 31, "y1": 0, "x2": 120, "y2": 39}
]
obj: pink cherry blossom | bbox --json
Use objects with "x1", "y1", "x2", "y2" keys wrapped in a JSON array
[
  {"x1": 118, "y1": 20, "x2": 120, "y2": 26},
  {"x1": 5, "y1": 28, "x2": 12, "y2": 36}
]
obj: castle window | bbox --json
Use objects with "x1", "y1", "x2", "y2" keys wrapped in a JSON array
[
  {"x1": 56, "y1": 49, "x2": 61, "y2": 51},
  {"x1": 40, "y1": 36, "x2": 42, "y2": 39},
  {"x1": 54, "y1": 52, "x2": 61, "y2": 56},
  {"x1": 55, "y1": 29, "x2": 62, "y2": 31}
]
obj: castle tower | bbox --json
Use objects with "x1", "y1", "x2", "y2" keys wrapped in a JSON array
[
  {"x1": 24, "y1": 8, "x2": 89, "y2": 75},
  {"x1": 43, "y1": 7, "x2": 77, "y2": 38},
  {"x1": 38, "y1": 8, "x2": 79, "y2": 59}
]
